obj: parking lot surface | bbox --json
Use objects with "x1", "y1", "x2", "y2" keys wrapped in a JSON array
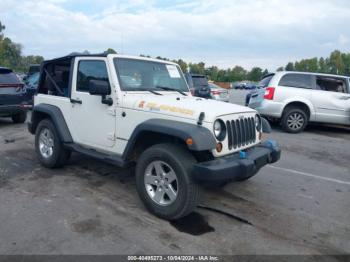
[{"x1": 0, "y1": 110, "x2": 349, "y2": 256}]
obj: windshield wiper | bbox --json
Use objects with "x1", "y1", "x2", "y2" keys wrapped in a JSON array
[
  {"x1": 155, "y1": 86, "x2": 187, "y2": 96},
  {"x1": 148, "y1": 89, "x2": 162, "y2": 95}
]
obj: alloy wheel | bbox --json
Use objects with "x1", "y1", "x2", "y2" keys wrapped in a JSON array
[
  {"x1": 39, "y1": 128, "x2": 54, "y2": 158},
  {"x1": 144, "y1": 160, "x2": 178, "y2": 206}
]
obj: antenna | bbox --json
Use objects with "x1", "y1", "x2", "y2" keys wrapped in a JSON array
[{"x1": 121, "y1": 31, "x2": 124, "y2": 54}]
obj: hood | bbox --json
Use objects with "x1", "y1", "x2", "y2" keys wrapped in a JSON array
[{"x1": 122, "y1": 92, "x2": 256, "y2": 123}]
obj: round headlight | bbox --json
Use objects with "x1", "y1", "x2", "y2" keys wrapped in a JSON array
[
  {"x1": 255, "y1": 114, "x2": 262, "y2": 131},
  {"x1": 213, "y1": 119, "x2": 226, "y2": 141}
]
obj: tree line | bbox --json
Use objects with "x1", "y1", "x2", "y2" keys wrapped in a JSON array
[
  {"x1": 280, "y1": 50, "x2": 350, "y2": 76},
  {"x1": 1, "y1": 21, "x2": 350, "y2": 81},
  {"x1": 0, "y1": 21, "x2": 44, "y2": 72}
]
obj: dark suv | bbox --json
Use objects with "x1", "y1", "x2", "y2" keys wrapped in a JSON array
[
  {"x1": 0, "y1": 67, "x2": 30, "y2": 123},
  {"x1": 185, "y1": 73, "x2": 211, "y2": 98}
]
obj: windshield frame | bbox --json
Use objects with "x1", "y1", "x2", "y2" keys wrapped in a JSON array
[{"x1": 113, "y1": 58, "x2": 190, "y2": 92}]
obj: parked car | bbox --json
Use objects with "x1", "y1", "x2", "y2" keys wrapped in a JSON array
[
  {"x1": 27, "y1": 64, "x2": 40, "y2": 77},
  {"x1": 208, "y1": 83, "x2": 229, "y2": 102},
  {"x1": 233, "y1": 82, "x2": 247, "y2": 89},
  {"x1": 28, "y1": 54, "x2": 281, "y2": 220},
  {"x1": 24, "y1": 72, "x2": 40, "y2": 104},
  {"x1": 185, "y1": 73, "x2": 211, "y2": 98},
  {"x1": 0, "y1": 67, "x2": 30, "y2": 123},
  {"x1": 247, "y1": 71, "x2": 350, "y2": 133},
  {"x1": 16, "y1": 73, "x2": 27, "y2": 82}
]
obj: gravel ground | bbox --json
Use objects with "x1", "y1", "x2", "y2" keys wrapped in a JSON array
[{"x1": 0, "y1": 109, "x2": 349, "y2": 257}]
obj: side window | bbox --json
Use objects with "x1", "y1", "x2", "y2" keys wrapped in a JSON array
[
  {"x1": 316, "y1": 76, "x2": 347, "y2": 93},
  {"x1": 279, "y1": 74, "x2": 312, "y2": 89},
  {"x1": 77, "y1": 60, "x2": 109, "y2": 92}
]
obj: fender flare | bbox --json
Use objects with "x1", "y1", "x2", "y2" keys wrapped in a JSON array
[
  {"x1": 122, "y1": 118, "x2": 217, "y2": 159},
  {"x1": 29, "y1": 104, "x2": 73, "y2": 143}
]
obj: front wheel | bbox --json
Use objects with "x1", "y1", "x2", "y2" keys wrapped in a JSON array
[{"x1": 135, "y1": 143, "x2": 199, "y2": 220}]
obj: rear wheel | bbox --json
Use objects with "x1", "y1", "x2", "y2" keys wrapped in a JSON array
[
  {"x1": 135, "y1": 143, "x2": 199, "y2": 220},
  {"x1": 12, "y1": 111, "x2": 27, "y2": 123},
  {"x1": 35, "y1": 119, "x2": 71, "y2": 168},
  {"x1": 281, "y1": 107, "x2": 308, "y2": 133}
]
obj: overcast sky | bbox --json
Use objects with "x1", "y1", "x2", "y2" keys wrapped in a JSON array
[{"x1": 1, "y1": 0, "x2": 350, "y2": 70}]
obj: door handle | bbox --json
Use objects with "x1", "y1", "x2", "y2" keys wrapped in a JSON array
[{"x1": 70, "y1": 98, "x2": 82, "y2": 104}]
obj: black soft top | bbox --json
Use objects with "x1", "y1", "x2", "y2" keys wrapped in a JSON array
[{"x1": 42, "y1": 53, "x2": 107, "y2": 66}]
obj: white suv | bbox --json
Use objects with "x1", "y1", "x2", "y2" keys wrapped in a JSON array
[
  {"x1": 28, "y1": 54, "x2": 280, "y2": 220},
  {"x1": 248, "y1": 71, "x2": 350, "y2": 133}
]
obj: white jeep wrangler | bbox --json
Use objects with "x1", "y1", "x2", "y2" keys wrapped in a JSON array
[{"x1": 28, "y1": 54, "x2": 281, "y2": 220}]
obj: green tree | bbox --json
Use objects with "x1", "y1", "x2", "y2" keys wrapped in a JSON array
[
  {"x1": 0, "y1": 37, "x2": 22, "y2": 70},
  {"x1": 262, "y1": 69, "x2": 269, "y2": 76},
  {"x1": 341, "y1": 53, "x2": 350, "y2": 76},
  {"x1": 104, "y1": 48, "x2": 117, "y2": 54},
  {"x1": 173, "y1": 59, "x2": 188, "y2": 73},
  {"x1": 318, "y1": 57, "x2": 326, "y2": 73},
  {"x1": 285, "y1": 62, "x2": 294, "y2": 71},
  {"x1": 230, "y1": 66, "x2": 246, "y2": 81},
  {"x1": 206, "y1": 66, "x2": 219, "y2": 81},
  {"x1": 247, "y1": 67, "x2": 263, "y2": 81},
  {"x1": 189, "y1": 62, "x2": 205, "y2": 75},
  {"x1": 0, "y1": 21, "x2": 5, "y2": 40},
  {"x1": 329, "y1": 50, "x2": 344, "y2": 74},
  {"x1": 20, "y1": 55, "x2": 44, "y2": 70}
]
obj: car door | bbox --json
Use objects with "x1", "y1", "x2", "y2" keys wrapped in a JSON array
[
  {"x1": 312, "y1": 75, "x2": 350, "y2": 125},
  {"x1": 69, "y1": 57, "x2": 116, "y2": 150}
]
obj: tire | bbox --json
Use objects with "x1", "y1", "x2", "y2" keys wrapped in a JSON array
[
  {"x1": 12, "y1": 111, "x2": 27, "y2": 123},
  {"x1": 35, "y1": 119, "x2": 71, "y2": 168},
  {"x1": 281, "y1": 107, "x2": 308, "y2": 133},
  {"x1": 135, "y1": 143, "x2": 200, "y2": 220}
]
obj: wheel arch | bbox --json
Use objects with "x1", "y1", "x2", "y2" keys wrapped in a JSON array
[
  {"x1": 282, "y1": 99, "x2": 314, "y2": 121},
  {"x1": 122, "y1": 119, "x2": 217, "y2": 161},
  {"x1": 28, "y1": 104, "x2": 73, "y2": 143}
]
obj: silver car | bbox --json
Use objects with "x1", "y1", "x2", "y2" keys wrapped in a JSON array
[
  {"x1": 248, "y1": 71, "x2": 350, "y2": 133},
  {"x1": 208, "y1": 83, "x2": 229, "y2": 102}
]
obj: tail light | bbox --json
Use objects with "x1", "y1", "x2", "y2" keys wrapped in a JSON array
[
  {"x1": 190, "y1": 88, "x2": 195, "y2": 96},
  {"x1": 264, "y1": 87, "x2": 275, "y2": 100},
  {"x1": 0, "y1": 83, "x2": 24, "y2": 92},
  {"x1": 211, "y1": 90, "x2": 221, "y2": 95}
]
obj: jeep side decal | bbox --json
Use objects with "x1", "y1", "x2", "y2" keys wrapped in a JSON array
[{"x1": 138, "y1": 101, "x2": 194, "y2": 116}]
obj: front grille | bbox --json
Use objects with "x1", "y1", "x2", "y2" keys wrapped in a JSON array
[{"x1": 226, "y1": 117, "x2": 256, "y2": 150}]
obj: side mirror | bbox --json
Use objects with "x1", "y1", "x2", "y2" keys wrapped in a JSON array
[
  {"x1": 88, "y1": 79, "x2": 110, "y2": 96},
  {"x1": 88, "y1": 79, "x2": 113, "y2": 106}
]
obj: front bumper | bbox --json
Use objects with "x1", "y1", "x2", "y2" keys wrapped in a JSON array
[{"x1": 192, "y1": 140, "x2": 281, "y2": 182}]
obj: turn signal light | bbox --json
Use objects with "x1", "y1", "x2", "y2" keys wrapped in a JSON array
[
  {"x1": 216, "y1": 142, "x2": 223, "y2": 152},
  {"x1": 186, "y1": 137, "x2": 193, "y2": 146},
  {"x1": 264, "y1": 87, "x2": 275, "y2": 100}
]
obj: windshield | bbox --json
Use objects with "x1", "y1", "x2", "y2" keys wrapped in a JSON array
[{"x1": 114, "y1": 58, "x2": 189, "y2": 92}]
